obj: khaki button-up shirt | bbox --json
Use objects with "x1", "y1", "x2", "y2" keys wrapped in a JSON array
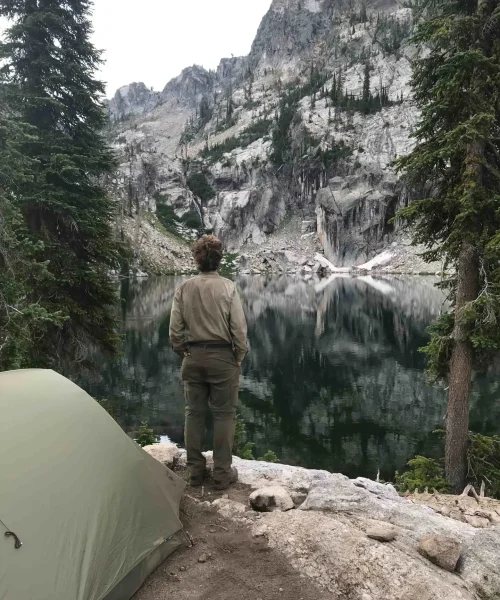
[{"x1": 169, "y1": 272, "x2": 248, "y2": 362}]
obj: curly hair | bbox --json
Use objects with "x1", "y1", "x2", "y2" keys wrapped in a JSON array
[{"x1": 192, "y1": 235, "x2": 223, "y2": 272}]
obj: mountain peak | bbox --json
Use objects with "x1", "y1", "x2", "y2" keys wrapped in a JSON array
[{"x1": 108, "y1": 82, "x2": 161, "y2": 123}]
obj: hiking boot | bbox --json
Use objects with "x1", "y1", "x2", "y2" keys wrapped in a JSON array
[
  {"x1": 188, "y1": 467, "x2": 211, "y2": 487},
  {"x1": 213, "y1": 467, "x2": 238, "y2": 491},
  {"x1": 189, "y1": 474, "x2": 204, "y2": 487}
]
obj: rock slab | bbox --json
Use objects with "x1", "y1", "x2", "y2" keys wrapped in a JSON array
[
  {"x1": 418, "y1": 535, "x2": 462, "y2": 572},
  {"x1": 250, "y1": 486, "x2": 294, "y2": 512}
]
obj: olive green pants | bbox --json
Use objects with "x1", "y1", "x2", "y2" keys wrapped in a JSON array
[{"x1": 181, "y1": 346, "x2": 240, "y2": 483}]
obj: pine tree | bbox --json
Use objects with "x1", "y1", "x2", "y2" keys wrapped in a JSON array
[
  {"x1": 331, "y1": 74, "x2": 337, "y2": 103},
  {"x1": 360, "y1": 2, "x2": 368, "y2": 23},
  {"x1": 336, "y1": 69, "x2": 343, "y2": 107},
  {"x1": 199, "y1": 95, "x2": 212, "y2": 126},
  {"x1": 396, "y1": 0, "x2": 500, "y2": 492},
  {"x1": 362, "y1": 62, "x2": 371, "y2": 114},
  {"x1": 0, "y1": 0, "x2": 122, "y2": 368},
  {"x1": 0, "y1": 86, "x2": 66, "y2": 369}
]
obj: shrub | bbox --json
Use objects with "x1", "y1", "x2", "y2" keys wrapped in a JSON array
[
  {"x1": 187, "y1": 172, "x2": 215, "y2": 203},
  {"x1": 156, "y1": 200, "x2": 202, "y2": 234},
  {"x1": 200, "y1": 119, "x2": 273, "y2": 164},
  {"x1": 156, "y1": 203, "x2": 179, "y2": 235},
  {"x1": 241, "y1": 442, "x2": 256, "y2": 461},
  {"x1": 239, "y1": 119, "x2": 272, "y2": 146},
  {"x1": 219, "y1": 252, "x2": 239, "y2": 276},
  {"x1": 258, "y1": 450, "x2": 280, "y2": 463},
  {"x1": 468, "y1": 434, "x2": 500, "y2": 498},
  {"x1": 135, "y1": 422, "x2": 159, "y2": 447},
  {"x1": 200, "y1": 136, "x2": 240, "y2": 164},
  {"x1": 394, "y1": 456, "x2": 449, "y2": 493},
  {"x1": 181, "y1": 210, "x2": 202, "y2": 229},
  {"x1": 234, "y1": 413, "x2": 248, "y2": 455},
  {"x1": 234, "y1": 413, "x2": 280, "y2": 463},
  {"x1": 395, "y1": 433, "x2": 500, "y2": 498}
]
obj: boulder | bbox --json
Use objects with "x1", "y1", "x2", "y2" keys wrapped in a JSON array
[
  {"x1": 143, "y1": 442, "x2": 180, "y2": 467},
  {"x1": 418, "y1": 535, "x2": 462, "y2": 572},
  {"x1": 249, "y1": 486, "x2": 294, "y2": 512},
  {"x1": 367, "y1": 524, "x2": 397, "y2": 542},
  {"x1": 211, "y1": 498, "x2": 247, "y2": 519}
]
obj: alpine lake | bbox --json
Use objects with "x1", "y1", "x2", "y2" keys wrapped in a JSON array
[{"x1": 79, "y1": 274, "x2": 500, "y2": 481}]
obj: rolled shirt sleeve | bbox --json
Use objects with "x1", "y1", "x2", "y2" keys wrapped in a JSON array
[
  {"x1": 169, "y1": 286, "x2": 187, "y2": 356},
  {"x1": 229, "y1": 286, "x2": 248, "y2": 363}
]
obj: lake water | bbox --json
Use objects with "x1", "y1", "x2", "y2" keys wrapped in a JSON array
[{"x1": 80, "y1": 275, "x2": 500, "y2": 481}]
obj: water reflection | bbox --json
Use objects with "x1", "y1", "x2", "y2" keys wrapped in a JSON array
[{"x1": 79, "y1": 275, "x2": 500, "y2": 480}]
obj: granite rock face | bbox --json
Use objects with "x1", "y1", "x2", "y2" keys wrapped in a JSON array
[{"x1": 107, "y1": 0, "x2": 428, "y2": 272}]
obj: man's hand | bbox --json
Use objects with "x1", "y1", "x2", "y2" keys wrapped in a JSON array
[{"x1": 237, "y1": 361, "x2": 242, "y2": 367}]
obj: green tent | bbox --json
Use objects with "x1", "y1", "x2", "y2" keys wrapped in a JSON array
[{"x1": 0, "y1": 369, "x2": 185, "y2": 600}]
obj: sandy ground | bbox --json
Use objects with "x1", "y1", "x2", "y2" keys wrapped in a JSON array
[{"x1": 133, "y1": 476, "x2": 335, "y2": 600}]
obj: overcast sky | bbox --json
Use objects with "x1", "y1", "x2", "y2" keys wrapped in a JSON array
[{"x1": 91, "y1": 0, "x2": 273, "y2": 97}]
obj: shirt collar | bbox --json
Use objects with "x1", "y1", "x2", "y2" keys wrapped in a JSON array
[{"x1": 199, "y1": 271, "x2": 220, "y2": 277}]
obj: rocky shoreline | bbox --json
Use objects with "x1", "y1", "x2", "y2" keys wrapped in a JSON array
[
  {"x1": 123, "y1": 216, "x2": 444, "y2": 279},
  {"x1": 145, "y1": 443, "x2": 500, "y2": 600}
]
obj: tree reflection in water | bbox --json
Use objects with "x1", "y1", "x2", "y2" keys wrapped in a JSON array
[{"x1": 79, "y1": 275, "x2": 500, "y2": 480}]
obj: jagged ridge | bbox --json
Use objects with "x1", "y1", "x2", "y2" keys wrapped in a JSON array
[{"x1": 107, "y1": 0, "x2": 424, "y2": 273}]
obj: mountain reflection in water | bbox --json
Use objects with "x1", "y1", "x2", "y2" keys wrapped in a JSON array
[{"x1": 79, "y1": 275, "x2": 500, "y2": 480}]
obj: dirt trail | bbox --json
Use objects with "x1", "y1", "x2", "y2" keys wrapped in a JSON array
[{"x1": 133, "y1": 480, "x2": 335, "y2": 600}]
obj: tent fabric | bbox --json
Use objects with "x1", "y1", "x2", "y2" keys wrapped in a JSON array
[{"x1": 0, "y1": 369, "x2": 185, "y2": 600}]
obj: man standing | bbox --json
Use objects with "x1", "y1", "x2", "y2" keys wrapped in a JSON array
[{"x1": 169, "y1": 235, "x2": 248, "y2": 490}]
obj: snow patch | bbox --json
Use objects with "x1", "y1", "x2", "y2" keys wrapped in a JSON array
[
  {"x1": 357, "y1": 251, "x2": 393, "y2": 271},
  {"x1": 314, "y1": 253, "x2": 350, "y2": 273},
  {"x1": 357, "y1": 276, "x2": 395, "y2": 296}
]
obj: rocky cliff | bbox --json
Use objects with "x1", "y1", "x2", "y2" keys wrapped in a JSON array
[{"x1": 108, "y1": 0, "x2": 424, "y2": 273}]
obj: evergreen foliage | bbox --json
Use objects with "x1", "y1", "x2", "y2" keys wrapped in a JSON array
[
  {"x1": 200, "y1": 119, "x2": 272, "y2": 164},
  {"x1": 360, "y1": 3, "x2": 368, "y2": 23},
  {"x1": 362, "y1": 62, "x2": 371, "y2": 113},
  {"x1": 329, "y1": 67, "x2": 396, "y2": 115},
  {"x1": 468, "y1": 434, "x2": 500, "y2": 498},
  {"x1": 258, "y1": 450, "x2": 280, "y2": 463},
  {"x1": 270, "y1": 96, "x2": 299, "y2": 167},
  {"x1": 0, "y1": 95, "x2": 66, "y2": 369},
  {"x1": 156, "y1": 201, "x2": 202, "y2": 235},
  {"x1": 187, "y1": 172, "x2": 216, "y2": 203},
  {"x1": 239, "y1": 118, "x2": 273, "y2": 144},
  {"x1": 373, "y1": 13, "x2": 413, "y2": 54},
  {"x1": 180, "y1": 96, "x2": 214, "y2": 145},
  {"x1": 135, "y1": 422, "x2": 159, "y2": 448},
  {"x1": 199, "y1": 95, "x2": 212, "y2": 127},
  {"x1": 270, "y1": 76, "x2": 354, "y2": 169},
  {"x1": 394, "y1": 456, "x2": 450, "y2": 493},
  {"x1": 396, "y1": 0, "x2": 500, "y2": 492},
  {"x1": 234, "y1": 413, "x2": 279, "y2": 463},
  {"x1": 395, "y1": 433, "x2": 500, "y2": 499},
  {"x1": 200, "y1": 136, "x2": 241, "y2": 164},
  {"x1": 0, "y1": 0, "x2": 122, "y2": 370}
]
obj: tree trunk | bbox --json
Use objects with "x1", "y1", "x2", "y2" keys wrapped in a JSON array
[
  {"x1": 445, "y1": 241, "x2": 479, "y2": 493},
  {"x1": 445, "y1": 138, "x2": 482, "y2": 493}
]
